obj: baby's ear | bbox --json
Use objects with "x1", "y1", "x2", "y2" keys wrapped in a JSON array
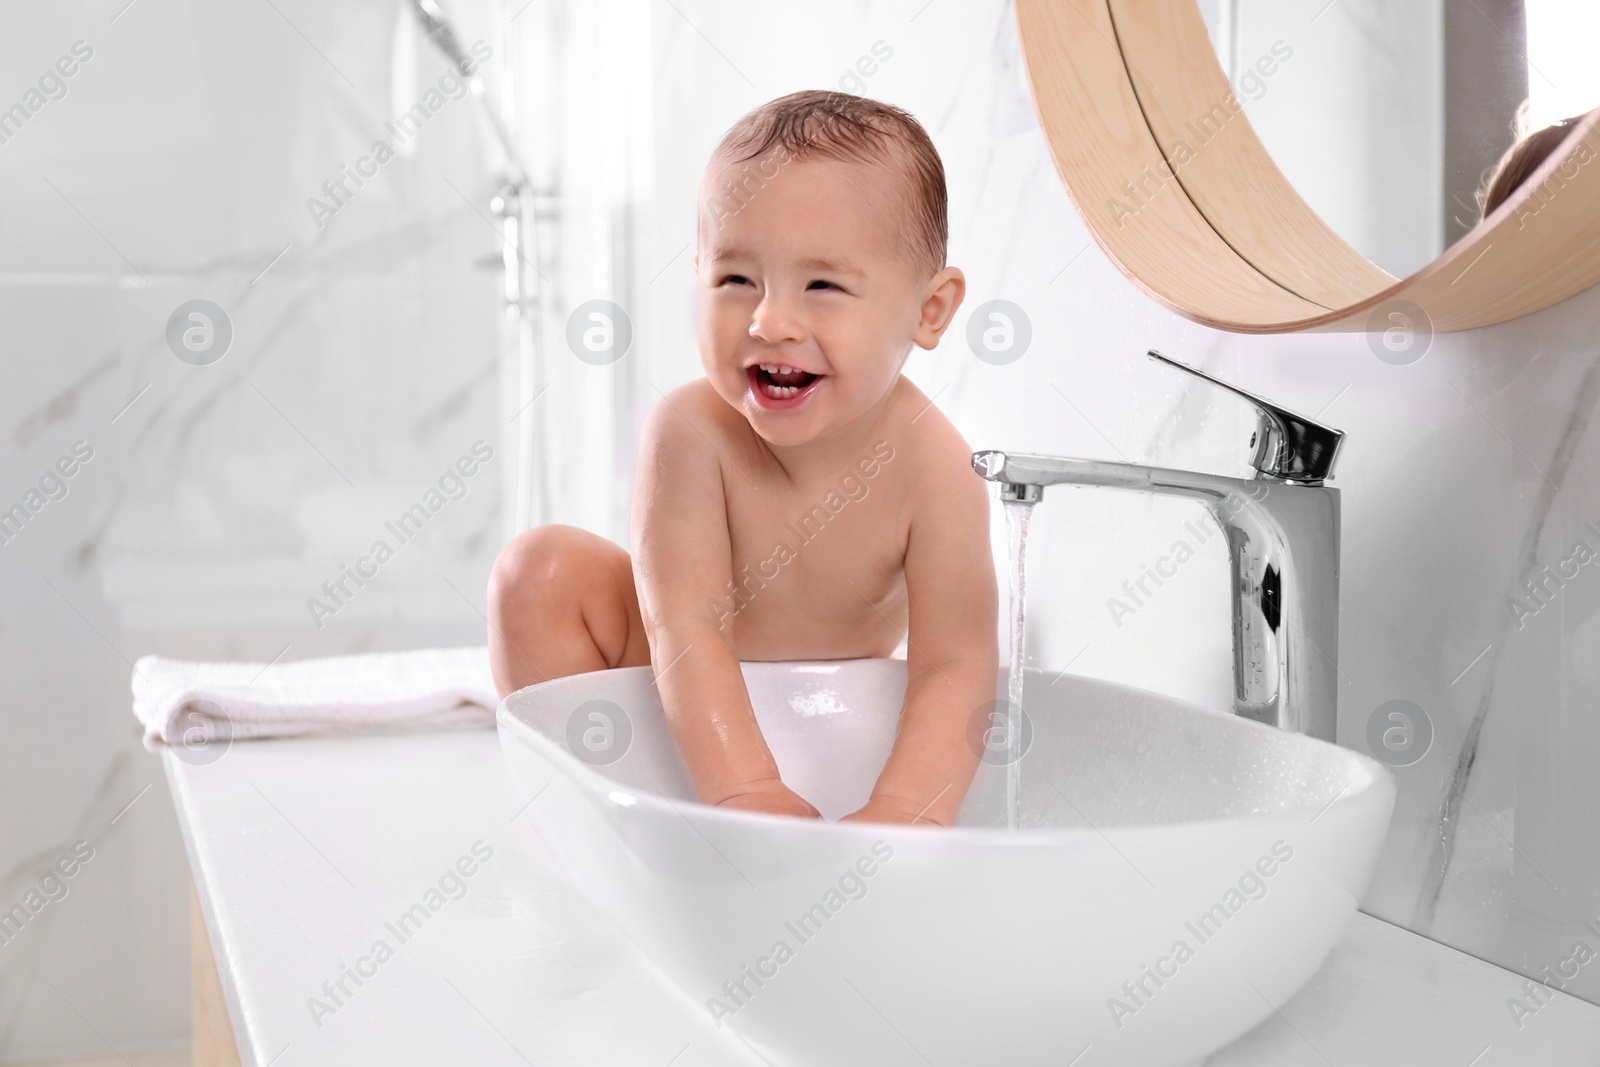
[{"x1": 914, "y1": 266, "x2": 966, "y2": 350}]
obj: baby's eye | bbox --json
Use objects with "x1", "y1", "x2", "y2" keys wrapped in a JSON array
[
  {"x1": 806, "y1": 279, "x2": 840, "y2": 291},
  {"x1": 718, "y1": 274, "x2": 752, "y2": 287}
]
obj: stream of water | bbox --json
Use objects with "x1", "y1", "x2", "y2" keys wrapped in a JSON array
[{"x1": 1003, "y1": 499, "x2": 1034, "y2": 831}]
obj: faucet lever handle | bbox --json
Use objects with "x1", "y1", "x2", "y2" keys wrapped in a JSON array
[{"x1": 1147, "y1": 350, "x2": 1344, "y2": 484}]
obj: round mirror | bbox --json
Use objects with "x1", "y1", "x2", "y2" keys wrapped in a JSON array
[
  {"x1": 1015, "y1": 0, "x2": 1600, "y2": 333},
  {"x1": 1196, "y1": 0, "x2": 1600, "y2": 279}
]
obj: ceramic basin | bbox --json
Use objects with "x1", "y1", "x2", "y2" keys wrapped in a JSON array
[{"x1": 497, "y1": 659, "x2": 1394, "y2": 1067}]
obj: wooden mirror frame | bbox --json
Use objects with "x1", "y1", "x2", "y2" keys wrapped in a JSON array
[{"x1": 1017, "y1": 0, "x2": 1600, "y2": 333}]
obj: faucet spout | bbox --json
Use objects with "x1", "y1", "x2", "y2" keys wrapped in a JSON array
[
  {"x1": 974, "y1": 351, "x2": 1346, "y2": 742},
  {"x1": 974, "y1": 449, "x2": 1341, "y2": 742},
  {"x1": 975, "y1": 450, "x2": 1249, "y2": 497}
]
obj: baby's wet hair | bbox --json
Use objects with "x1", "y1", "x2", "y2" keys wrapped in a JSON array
[{"x1": 709, "y1": 89, "x2": 948, "y2": 276}]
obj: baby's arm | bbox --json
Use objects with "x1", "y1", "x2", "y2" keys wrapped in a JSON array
[
  {"x1": 631, "y1": 389, "x2": 819, "y2": 818},
  {"x1": 843, "y1": 444, "x2": 999, "y2": 826}
]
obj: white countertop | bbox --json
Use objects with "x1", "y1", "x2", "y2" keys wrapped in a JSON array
[{"x1": 166, "y1": 728, "x2": 1600, "y2": 1067}]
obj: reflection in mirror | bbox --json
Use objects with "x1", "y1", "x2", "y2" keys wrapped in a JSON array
[{"x1": 1196, "y1": 0, "x2": 1600, "y2": 279}]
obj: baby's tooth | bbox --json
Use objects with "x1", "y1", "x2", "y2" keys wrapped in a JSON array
[{"x1": 779, "y1": 365, "x2": 792, "y2": 375}]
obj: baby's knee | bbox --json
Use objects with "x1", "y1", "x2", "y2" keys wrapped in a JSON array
[{"x1": 489, "y1": 524, "x2": 607, "y2": 609}]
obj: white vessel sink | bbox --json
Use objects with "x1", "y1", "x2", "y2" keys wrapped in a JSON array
[{"x1": 498, "y1": 659, "x2": 1394, "y2": 1067}]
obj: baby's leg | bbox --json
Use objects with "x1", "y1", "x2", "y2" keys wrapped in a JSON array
[{"x1": 486, "y1": 524, "x2": 650, "y2": 697}]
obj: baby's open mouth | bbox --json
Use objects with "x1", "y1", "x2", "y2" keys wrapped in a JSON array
[{"x1": 749, "y1": 363, "x2": 822, "y2": 403}]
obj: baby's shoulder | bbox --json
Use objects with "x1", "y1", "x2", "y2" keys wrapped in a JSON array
[
  {"x1": 640, "y1": 378, "x2": 745, "y2": 459},
  {"x1": 871, "y1": 381, "x2": 990, "y2": 549},
  {"x1": 880, "y1": 378, "x2": 979, "y2": 490}
]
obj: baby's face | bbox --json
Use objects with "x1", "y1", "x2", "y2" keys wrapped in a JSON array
[{"x1": 695, "y1": 154, "x2": 948, "y2": 448}]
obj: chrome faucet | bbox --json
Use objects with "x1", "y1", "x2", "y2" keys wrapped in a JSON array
[{"x1": 974, "y1": 350, "x2": 1344, "y2": 741}]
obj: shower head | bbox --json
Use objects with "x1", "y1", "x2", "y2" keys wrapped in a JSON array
[
  {"x1": 408, "y1": 0, "x2": 475, "y2": 77},
  {"x1": 404, "y1": 0, "x2": 531, "y2": 186}
]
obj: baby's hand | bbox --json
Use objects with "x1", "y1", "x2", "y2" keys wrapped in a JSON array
[
  {"x1": 840, "y1": 794, "x2": 943, "y2": 827},
  {"x1": 715, "y1": 778, "x2": 821, "y2": 819}
]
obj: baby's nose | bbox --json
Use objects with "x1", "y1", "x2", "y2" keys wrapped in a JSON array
[{"x1": 749, "y1": 295, "x2": 805, "y2": 343}]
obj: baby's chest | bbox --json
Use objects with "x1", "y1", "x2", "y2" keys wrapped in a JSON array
[{"x1": 724, "y1": 487, "x2": 907, "y2": 606}]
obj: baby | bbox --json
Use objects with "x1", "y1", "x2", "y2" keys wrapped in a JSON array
[{"x1": 487, "y1": 90, "x2": 998, "y2": 826}]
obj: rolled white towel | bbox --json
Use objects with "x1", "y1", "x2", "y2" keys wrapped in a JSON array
[{"x1": 132, "y1": 646, "x2": 499, "y2": 750}]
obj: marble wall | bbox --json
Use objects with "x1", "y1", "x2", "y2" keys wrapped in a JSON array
[
  {"x1": 0, "y1": 0, "x2": 505, "y2": 1058},
  {"x1": 604, "y1": 0, "x2": 1600, "y2": 1012}
]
